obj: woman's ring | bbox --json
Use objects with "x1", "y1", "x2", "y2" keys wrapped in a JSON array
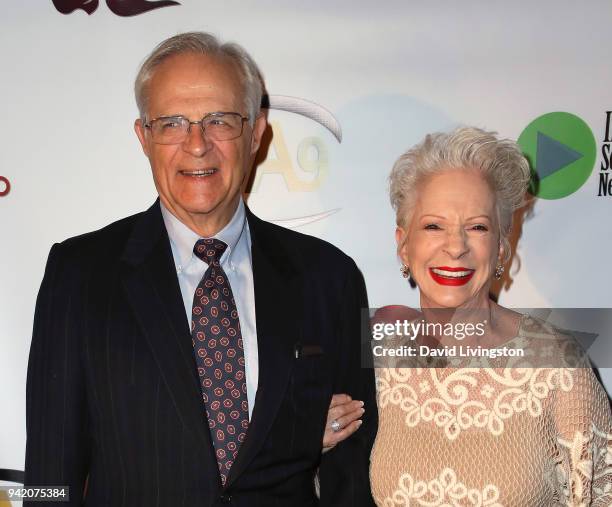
[{"x1": 331, "y1": 420, "x2": 341, "y2": 432}]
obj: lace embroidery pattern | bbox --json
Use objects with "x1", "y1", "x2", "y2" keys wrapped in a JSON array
[
  {"x1": 376, "y1": 367, "x2": 575, "y2": 440},
  {"x1": 371, "y1": 314, "x2": 612, "y2": 506},
  {"x1": 555, "y1": 424, "x2": 612, "y2": 506},
  {"x1": 381, "y1": 468, "x2": 501, "y2": 507}
]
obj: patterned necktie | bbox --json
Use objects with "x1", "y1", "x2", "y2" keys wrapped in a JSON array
[{"x1": 191, "y1": 238, "x2": 249, "y2": 486}]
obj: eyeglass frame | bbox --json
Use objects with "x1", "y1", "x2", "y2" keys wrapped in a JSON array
[{"x1": 143, "y1": 111, "x2": 250, "y2": 144}]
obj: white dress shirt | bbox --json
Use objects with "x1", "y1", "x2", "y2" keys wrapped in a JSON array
[{"x1": 161, "y1": 199, "x2": 258, "y2": 419}]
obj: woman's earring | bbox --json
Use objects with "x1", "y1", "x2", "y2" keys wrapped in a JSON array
[
  {"x1": 494, "y1": 264, "x2": 504, "y2": 280},
  {"x1": 400, "y1": 265, "x2": 410, "y2": 279}
]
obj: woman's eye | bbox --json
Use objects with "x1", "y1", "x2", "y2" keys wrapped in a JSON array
[
  {"x1": 470, "y1": 224, "x2": 488, "y2": 231},
  {"x1": 424, "y1": 224, "x2": 441, "y2": 230}
]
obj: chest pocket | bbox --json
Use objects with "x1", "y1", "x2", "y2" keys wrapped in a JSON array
[{"x1": 290, "y1": 342, "x2": 331, "y2": 405}]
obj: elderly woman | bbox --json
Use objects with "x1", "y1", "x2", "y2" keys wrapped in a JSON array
[{"x1": 328, "y1": 127, "x2": 612, "y2": 506}]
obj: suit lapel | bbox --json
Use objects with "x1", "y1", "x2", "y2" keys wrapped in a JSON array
[
  {"x1": 120, "y1": 201, "x2": 216, "y2": 459},
  {"x1": 225, "y1": 208, "x2": 301, "y2": 488},
  {"x1": 119, "y1": 202, "x2": 300, "y2": 487}
]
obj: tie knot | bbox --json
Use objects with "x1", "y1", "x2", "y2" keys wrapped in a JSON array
[{"x1": 193, "y1": 238, "x2": 227, "y2": 266}]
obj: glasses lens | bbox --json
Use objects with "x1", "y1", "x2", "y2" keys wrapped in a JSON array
[
  {"x1": 203, "y1": 113, "x2": 244, "y2": 141},
  {"x1": 151, "y1": 117, "x2": 188, "y2": 144}
]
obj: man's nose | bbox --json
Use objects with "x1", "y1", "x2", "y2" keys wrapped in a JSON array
[
  {"x1": 444, "y1": 228, "x2": 469, "y2": 259},
  {"x1": 182, "y1": 121, "x2": 212, "y2": 156}
]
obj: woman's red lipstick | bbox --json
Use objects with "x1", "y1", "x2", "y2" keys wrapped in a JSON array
[{"x1": 429, "y1": 266, "x2": 474, "y2": 286}]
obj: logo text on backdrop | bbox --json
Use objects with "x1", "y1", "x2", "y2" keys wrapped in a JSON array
[
  {"x1": 598, "y1": 111, "x2": 612, "y2": 196},
  {"x1": 251, "y1": 95, "x2": 340, "y2": 193},
  {"x1": 0, "y1": 176, "x2": 10, "y2": 197},
  {"x1": 52, "y1": 0, "x2": 180, "y2": 16}
]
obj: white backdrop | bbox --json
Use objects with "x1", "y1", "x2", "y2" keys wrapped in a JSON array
[{"x1": 1, "y1": 0, "x2": 611, "y2": 481}]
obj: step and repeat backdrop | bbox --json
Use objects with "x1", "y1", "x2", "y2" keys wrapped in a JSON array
[{"x1": 1, "y1": 0, "x2": 611, "y2": 484}]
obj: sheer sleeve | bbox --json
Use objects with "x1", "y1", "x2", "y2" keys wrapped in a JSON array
[{"x1": 553, "y1": 365, "x2": 612, "y2": 506}]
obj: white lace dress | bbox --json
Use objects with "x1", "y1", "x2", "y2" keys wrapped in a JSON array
[{"x1": 370, "y1": 315, "x2": 612, "y2": 506}]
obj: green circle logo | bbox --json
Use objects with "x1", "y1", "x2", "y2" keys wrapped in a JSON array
[{"x1": 517, "y1": 112, "x2": 596, "y2": 199}]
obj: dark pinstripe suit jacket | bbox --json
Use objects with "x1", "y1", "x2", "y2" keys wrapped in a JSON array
[{"x1": 24, "y1": 201, "x2": 377, "y2": 507}]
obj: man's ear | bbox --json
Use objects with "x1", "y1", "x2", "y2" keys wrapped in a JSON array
[
  {"x1": 134, "y1": 118, "x2": 150, "y2": 157},
  {"x1": 250, "y1": 113, "x2": 267, "y2": 155}
]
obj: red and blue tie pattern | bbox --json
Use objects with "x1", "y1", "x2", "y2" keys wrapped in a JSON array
[{"x1": 191, "y1": 238, "x2": 249, "y2": 486}]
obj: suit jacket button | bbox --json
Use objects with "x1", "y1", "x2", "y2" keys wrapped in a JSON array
[{"x1": 219, "y1": 494, "x2": 232, "y2": 503}]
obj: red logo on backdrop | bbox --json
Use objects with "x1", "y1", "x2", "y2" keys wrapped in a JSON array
[
  {"x1": 52, "y1": 0, "x2": 180, "y2": 16},
  {"x1": 0, "y1": 176, "x2": 11, "y2": 197}
]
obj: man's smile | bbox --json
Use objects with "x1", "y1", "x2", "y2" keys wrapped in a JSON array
[{"x1": 179, "y1": 168, "x2": 218, "y2": 177}]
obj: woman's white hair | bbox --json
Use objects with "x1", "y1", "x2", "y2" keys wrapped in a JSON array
[
  {"x1": 134, "y1": 32, "x2": 264, "y2": 124},
  {"x1": 389, "y1": 126, "x2": 531, "y2": 263}
]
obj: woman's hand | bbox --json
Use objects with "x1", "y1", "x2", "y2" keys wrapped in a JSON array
[{"x1": 322, "y1": 394, "x2": 365, "y2": 453}]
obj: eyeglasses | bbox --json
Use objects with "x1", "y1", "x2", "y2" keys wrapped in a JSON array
[{"x1": 144, "y1": 112, "x2": 249, "y2": 144}]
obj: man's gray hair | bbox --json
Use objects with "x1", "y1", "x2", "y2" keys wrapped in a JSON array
[
  {"x1": 389, "y1": 126, "x2": 531, "y2": 262},
  {"x1": 134, "y1": 32, "x2": 264, "y2": 124}
]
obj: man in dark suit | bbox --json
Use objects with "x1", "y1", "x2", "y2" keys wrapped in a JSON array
[{"x1": 25, "y1": 32, "x2": 377, "y2": 506}]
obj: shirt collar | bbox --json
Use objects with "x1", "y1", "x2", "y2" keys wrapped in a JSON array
[{"x1": 160, "y1": 199, "x2": 246, "y2": 269}]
